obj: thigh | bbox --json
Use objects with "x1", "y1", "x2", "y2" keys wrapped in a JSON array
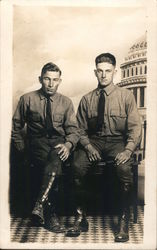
[
  {"x1": 29, "y1": 137, "x2": 50, "y2": 166},
  {"x1": 105, "y1": 140, "x2": 125, "y2": 159},
  {"x1": 30, "y1": 136, "x2": 64, "y2": 175},
  {"x1": 104, "y1": 141, "x2": 133, "y2": 184},
  {"x1": 72, "y1": 147, "x2": 91, "y2": 177},
  {"x1": 44, "y1": 136, "x2": 65, "y2": 176},
  {"x1": 46, "y1": 147, "x2": 63, "y2": 176},
  {"x1": 115, "y1": 160, "x2": 133, "y2": 184}
]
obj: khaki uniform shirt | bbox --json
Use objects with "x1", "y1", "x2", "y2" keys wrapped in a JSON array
[
  {"x1": 12, "y1": 89, "x2": 80, "y2": 147},
  {"x1": 77, "y1": 84, "x2": 142, "y2": 152}
]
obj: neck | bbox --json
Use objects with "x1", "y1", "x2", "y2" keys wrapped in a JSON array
[{"x1": 98, "y1": 82, "x2": 113, "y2": 89}]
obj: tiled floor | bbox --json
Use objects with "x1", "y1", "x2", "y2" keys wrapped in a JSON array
[{"x1": 10, "y1": 206, "x2": 144, "y2": 244}]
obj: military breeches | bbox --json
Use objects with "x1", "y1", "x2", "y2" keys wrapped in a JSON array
[
  {"x1": 73, "y1": 135, "x2": 133, "y2": 184},
  {"x1": 29, "y1": 136, "x2": 65, "y2": 176}
]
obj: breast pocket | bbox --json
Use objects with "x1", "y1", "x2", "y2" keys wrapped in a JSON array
[
  {"x1": 88, "y1": 110, "x2": 98, "y2": 119},
  {"x1": 110, "y1": 109, "x2": 127, "y2": 132},
  {"x1": 53, "y1": 114, "x2": 64, "y2": 124},
  {"x1": 29, "y1": 112, "x2": 41, "y2": 122}
]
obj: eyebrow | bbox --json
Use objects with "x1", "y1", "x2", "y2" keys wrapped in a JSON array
[{"x1": 97, "y1": 68, "x2": 112, "y2": 71}]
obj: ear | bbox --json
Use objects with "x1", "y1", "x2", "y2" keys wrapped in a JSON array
[
  {"x1": 39, "y1": 76, "x2": 42, "y2": 84},
  {"x1": 94, "y1": 69, "x2": 97, "y2": 77},
  {"x1": 114, "y1": 68, "x2": 117, "y2": 76},
  {"x1": 58, "y1": 78, "x2": 62, "y2": 85}
]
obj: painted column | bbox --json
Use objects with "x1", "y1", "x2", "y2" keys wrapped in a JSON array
[
  {"x1": 144, "y1": 86, "x2": 147, "y2": 107},
  {"x1": 137, "y1": 87, "x2": 140, "y2": 108}
]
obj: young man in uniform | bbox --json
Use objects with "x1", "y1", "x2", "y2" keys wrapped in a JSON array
[
  {"x1": 66, "y1": 53, "x2": 141, "y2": 242},
  {"x1": 12, "y1": 62, "x2": 80, "y2": 233}
]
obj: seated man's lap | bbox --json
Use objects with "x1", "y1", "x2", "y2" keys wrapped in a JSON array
[
  {"x1": 73, "y1": 139, "x2": 133, "y2": 183},
  {"x1": 29, "y1": 136, "x2": 65, "y2": 175}
]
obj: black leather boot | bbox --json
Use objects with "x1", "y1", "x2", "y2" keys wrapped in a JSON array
[
  {"x1": 115, "y1": 212, "x2": 129, "y2": 242},
  {"x1": 32, "y1": 171, "x2": 56, "y2": 226},
  {"x1": 32, "y1": 201, "x2": 45, "y2": 225},
  {"x1": 44, "y1": 200, "x2": 65, "y2": 233},
  {"x1": 115, "y1": 183, "x2": 131, "y2": 242},
  {"x1": 65, "y1": 208, "x2": 89, "y2": 237},
  {"x1": 45, "y1": 213, "x2": 66, "y2": 233}
]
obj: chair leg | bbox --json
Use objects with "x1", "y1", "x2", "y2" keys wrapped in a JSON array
[{"x1": 133, "y1": 164, "x2": 138, "y2": 223}]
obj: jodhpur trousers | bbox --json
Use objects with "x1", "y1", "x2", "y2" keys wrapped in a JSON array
[{"x1": 72, "y1": 135, "x2": 133, "y2": 210}]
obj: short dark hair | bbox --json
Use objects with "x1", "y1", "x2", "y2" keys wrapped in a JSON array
[
  {"x1": 95, "y1": 53, "x2": 116, "y2": 66},
  {"x1": 41, "y1": 62, "x2": 62, "y2": 77}
]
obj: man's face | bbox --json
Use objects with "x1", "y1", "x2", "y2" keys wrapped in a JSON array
[
  {"x1": 94, "y1": 62, "x2": 116, "y2": 87},
  {"x1": 39, "y1": 70, "x2": 61, "y2": 96}
]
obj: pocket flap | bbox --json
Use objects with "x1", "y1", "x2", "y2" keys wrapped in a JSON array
[
  {"x1": 53, "y1": 114, "x2": 64, "y2": 122},
  {"x1": 30, "y1": 112, "x2": 41, "y2": 122},
  {"x1": 110, "y1": 109, "x2": 126, "y2": 118}
]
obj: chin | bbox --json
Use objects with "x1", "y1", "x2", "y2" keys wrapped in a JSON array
[
  {"x1": 46, "y1": 90, "x2": 55, "y2": 95},
  {"x1": 100, "y1": 82, "x2": 110, "y2": 87},
  {"x1": 99, "y1": 83, "x2": 107, "y2": 87}
]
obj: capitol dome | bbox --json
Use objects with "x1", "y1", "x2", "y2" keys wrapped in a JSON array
[
  {"x1": 117, "y1": 33, "x2": 147, "y2": 155},
  {"x1": 118, "y1": 33, "x2": 147, "y2": 119},
  {"x1": 125, "y1": 33, "x2": 147, "y2": 62}
]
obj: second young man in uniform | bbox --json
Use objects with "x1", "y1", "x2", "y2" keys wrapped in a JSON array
[{"x1": 66, "y1": 53, "x2": 141, "y2": 242}]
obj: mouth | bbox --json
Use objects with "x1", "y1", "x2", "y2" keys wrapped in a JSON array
[
  {"x1": 47, "y1": 88, "x2": 54, "y2": 92},
  {"x1": 101, "y1": 79, "x2": 107, "y2": 83}
]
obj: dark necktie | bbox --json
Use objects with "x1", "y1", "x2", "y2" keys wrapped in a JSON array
[
  {"x1": 46, "y1": 96, "x2": 52, "y2": 135},
  {"x1": 97, "y1": 89, "x2": 105, "y2": 131}
]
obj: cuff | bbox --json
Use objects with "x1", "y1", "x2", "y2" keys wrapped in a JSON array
[
  {"x1": 79, "y1": 137, "x2": 90, "y2": 148},
  {"x1": 65, "y1": 141, "x2": 73, "y2": 151},
  {"x1": 125, "y1": 141, "x2": 136, "y2": 152}
]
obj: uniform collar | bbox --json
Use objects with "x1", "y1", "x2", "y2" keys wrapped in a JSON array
[
  {"x1": 96, "y1": 83, "x2": 116, "y2": 96},
  {"x1": 39, "y1": 88, "x2": 58, "y2": 101}
]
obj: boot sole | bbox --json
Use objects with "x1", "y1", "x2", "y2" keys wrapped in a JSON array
[
  {"x1": 115, "y1": 237, "x2": 129, "y2": 242},
  {"x1": 65, "y1": 224, "x2": 89, "y2": 237}
]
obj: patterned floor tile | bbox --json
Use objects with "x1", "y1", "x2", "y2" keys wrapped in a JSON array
[{"x1": 10, "y1": 206, "x2": 144, "y2": 244}]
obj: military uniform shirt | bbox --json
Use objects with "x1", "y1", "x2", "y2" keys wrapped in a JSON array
[
  {"x1": 12, "y1": 88, "x2": 80, "y2": 148},
  {"x1": 77, "y1": 84, "x2": 142, "y2": 152}
]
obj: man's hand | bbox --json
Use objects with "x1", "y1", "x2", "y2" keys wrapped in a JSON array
[
  {"x1": 55, "y1": 142, "x2": 72, "y2": 162},
  {"x1": 14, "y1": 141, "x2": 25, "y2": 152},
  {"x1": 85, "y1": 144, "x2": 101, "y2": 162},
  {"x1": 115, "y1": 149, "x2": 132, "y2": 165}
]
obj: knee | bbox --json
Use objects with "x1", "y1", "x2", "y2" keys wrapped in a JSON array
[
  {"x1": 72, "y1": 160, "x2": 85, "y2": 177},
  {"x1": 116, "y1": 163, "x2": 133, "y2": 184}
]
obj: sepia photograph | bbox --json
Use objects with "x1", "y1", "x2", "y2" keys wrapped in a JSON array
[{"x1": 0, "y1": 0, "x2": 157, "y2": 249}]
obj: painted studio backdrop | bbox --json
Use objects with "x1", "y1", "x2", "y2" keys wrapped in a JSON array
[{"x1": 10, "y1": 4, "x2": 147, "y2": 244}]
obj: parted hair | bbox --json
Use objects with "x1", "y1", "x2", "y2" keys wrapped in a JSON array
[
  {"x1": 41, "y1": 62, "x2": 62, "y2": 77},
  {"x1": 95, "y1": 53, "x2": 116, "y2": 66}
]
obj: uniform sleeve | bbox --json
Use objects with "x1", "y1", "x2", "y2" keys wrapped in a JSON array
[
  {"x1": 125, "y1": 92, "x2": 142, "y2": 152},
  {"x1": 76, "y1": 97, "x2": 90, "y2": 147},
  {"x1": 64, "y1": 100, "x2": 80, "y2": 149},
  {"x1": 12, "y1": 96, "x2": 27, "y2": 143}
]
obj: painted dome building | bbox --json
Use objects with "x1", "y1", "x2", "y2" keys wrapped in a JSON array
[{"x1": 117, "y1": 33, "x2": 147, "y2": 159}]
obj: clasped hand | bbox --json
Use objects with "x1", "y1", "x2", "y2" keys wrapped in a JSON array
[
  {"x1": 55, "y1": 143, "x2": 72, "y2": 162},
  {"x1": 115, "y1": 149, "x2": 132, "y2": 165},
  {"x1": 85, "y1": 144, "x2": 132, "y2": 165},
  {"x1": 85, "y1": 144, "x2": 101, "y2": 162}
]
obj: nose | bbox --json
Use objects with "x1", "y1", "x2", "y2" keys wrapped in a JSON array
[
  {"x1": 102, "y1": 71, "x2": 106, "y2": 78},
  {"x1": 48, "y1": 79, "x2": 54, "y2": 87}
]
